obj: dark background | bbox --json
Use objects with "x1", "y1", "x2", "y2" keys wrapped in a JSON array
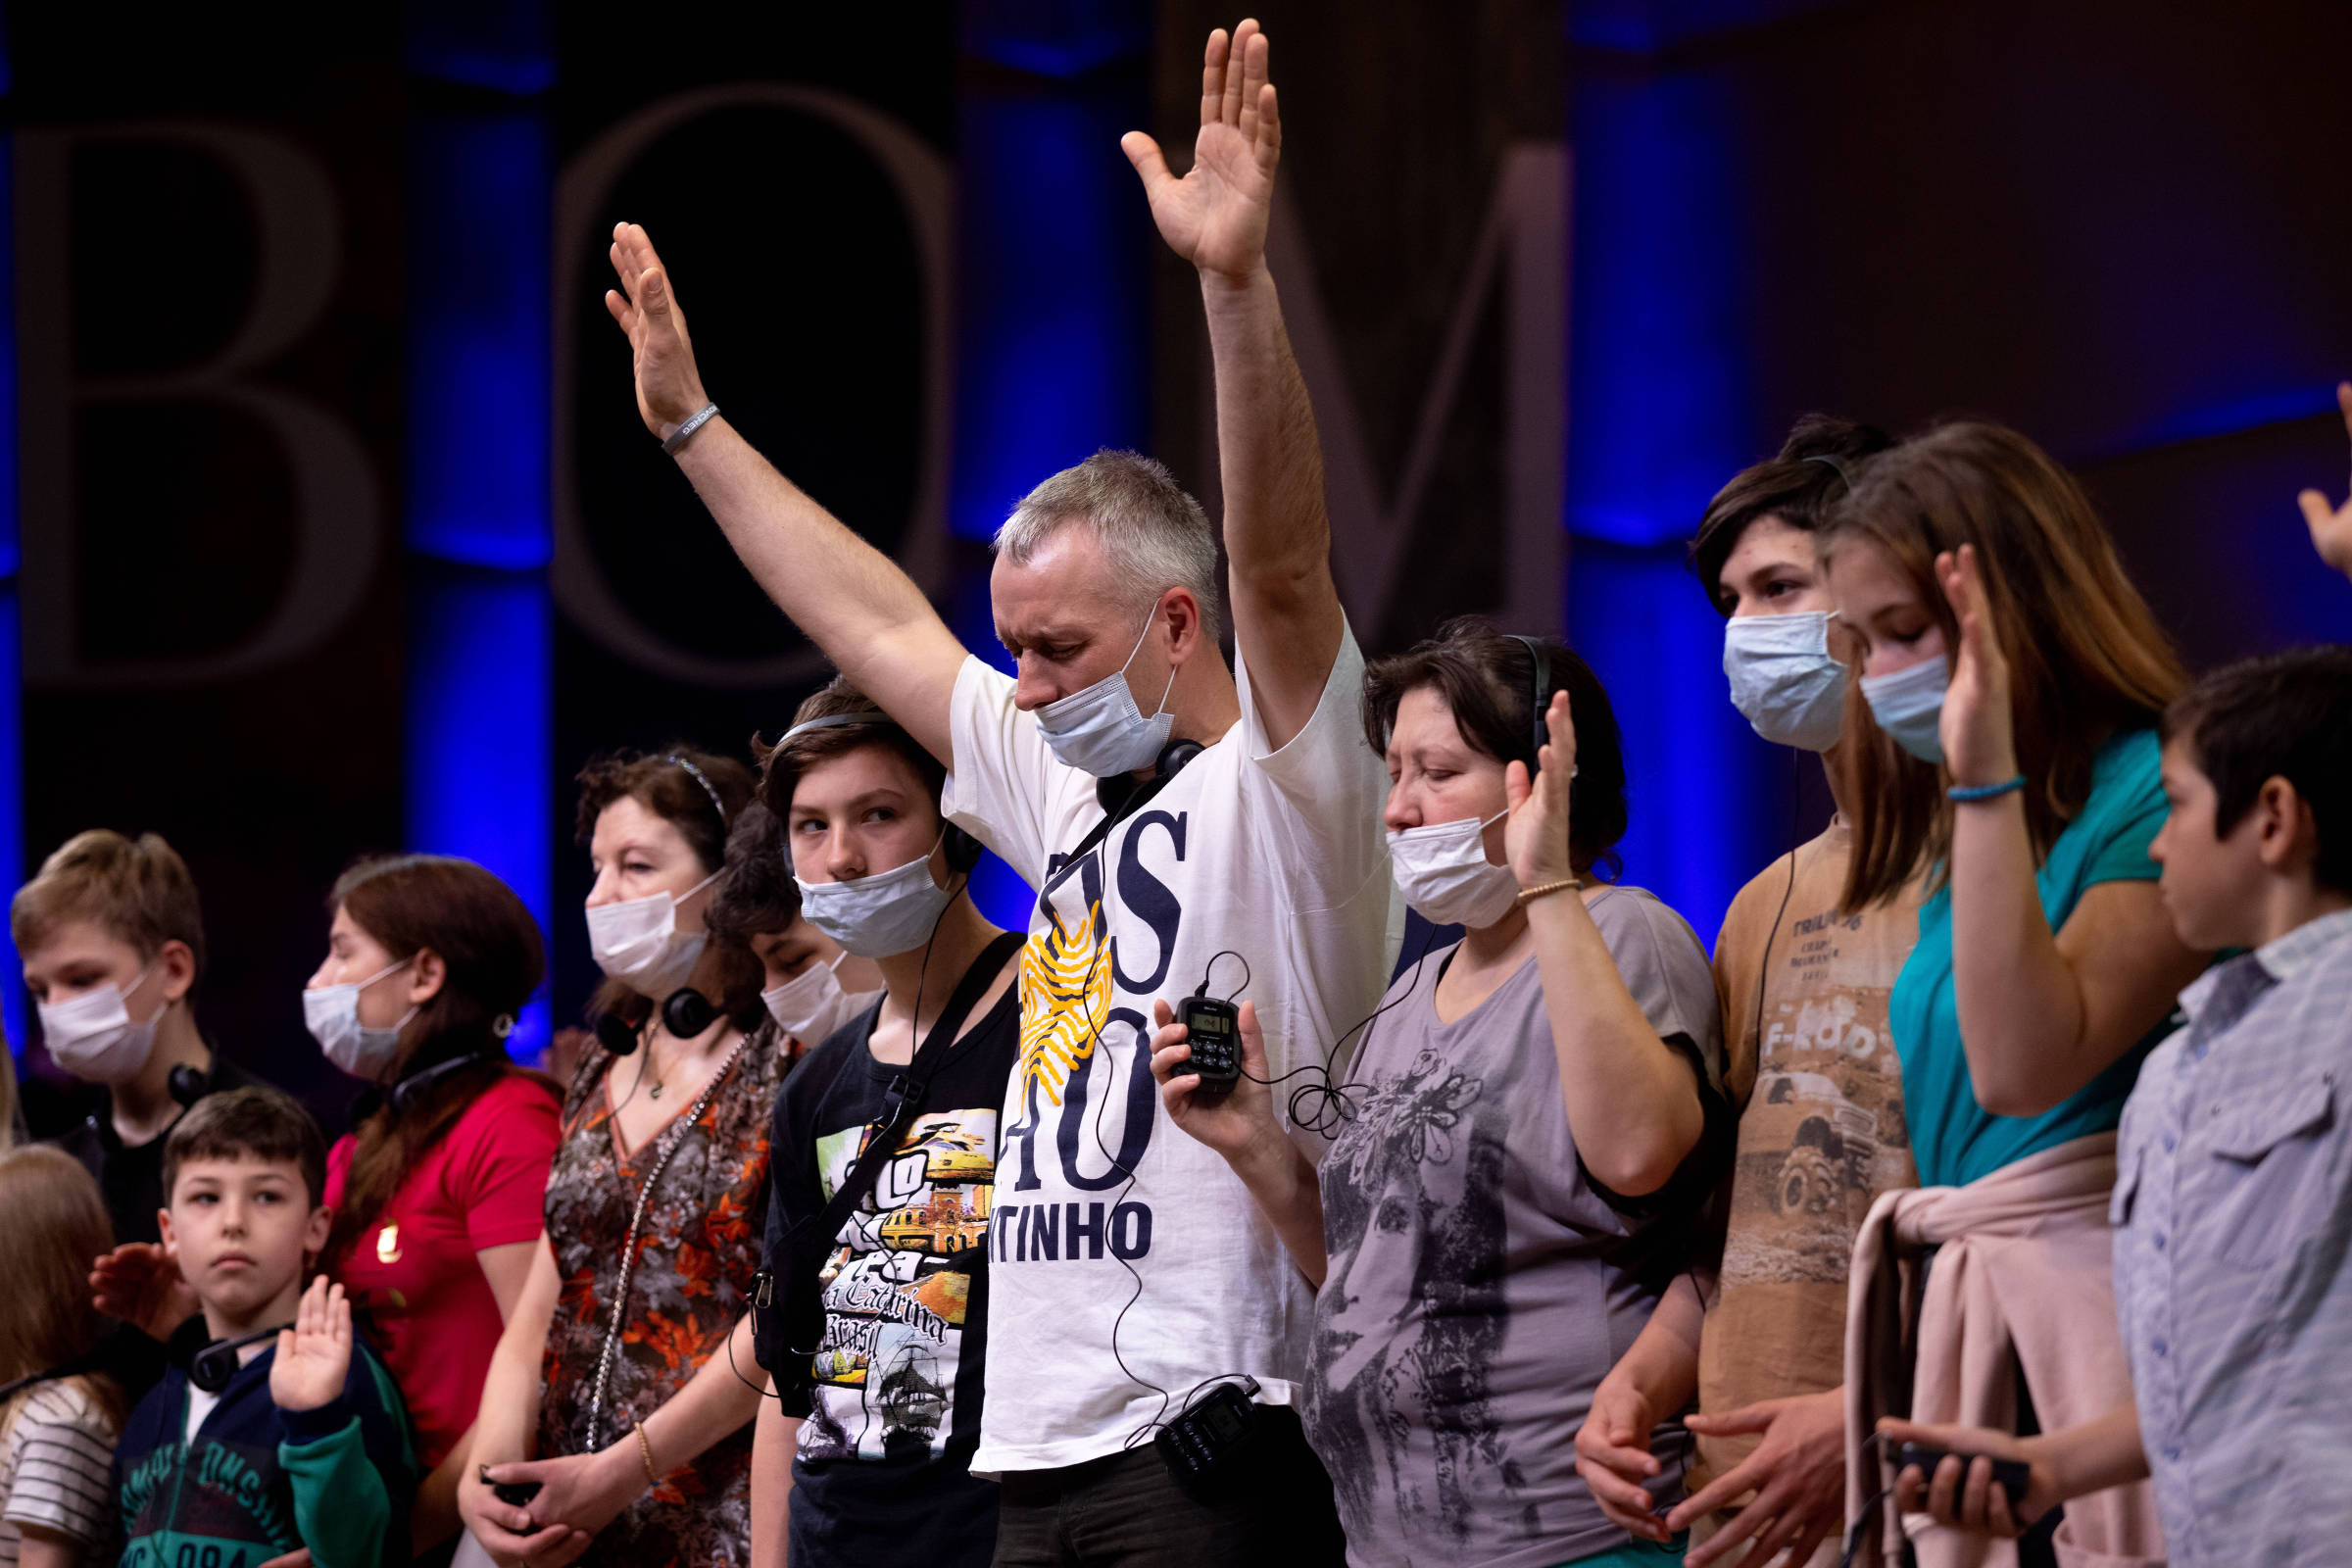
[{"x1": 8, "y1": 0, "x2": 2349, "y2": 1137}]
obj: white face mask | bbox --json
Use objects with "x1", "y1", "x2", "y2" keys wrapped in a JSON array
[
  {"x1": 39, "y1": 964, "x2": 164, "y2": 1084},
  {"x1": 304, "y1": 957, "x2": 417, "y2": 1080},
  {"x1": 586, "y1": 868, "x2": 719, "y2": 997},
  {"x1": 795, "y1": 838, "x2": 956, "y2": 958},
  {"x1": 761, "y1": 954, "x2": 877, "y2": 1043},
  {"x1": 1035, "y1": 607, "x2": 1177, "y2": 778},
  {"x1": 1861, "y1": 653, "x2": 1949, "y2": 763},
  {"x1": 1723, "y1": 611, "x2": 1848, "y2": 753},
  {"x1": 1387, "y1": 808, "x2": 1519, "y2": 929}
]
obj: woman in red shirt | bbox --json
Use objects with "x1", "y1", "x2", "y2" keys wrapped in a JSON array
[{"x1": 307, "y1": 854, "x2": 561, "y2": 1560}]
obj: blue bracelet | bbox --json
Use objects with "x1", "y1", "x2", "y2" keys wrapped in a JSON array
[{"x1": 1948, "y1": 774, "x2": 2026, "y2": 803}]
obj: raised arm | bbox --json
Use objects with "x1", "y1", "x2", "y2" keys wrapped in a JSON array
[
  {"x1": 604, "y1": 223, "x2": 967, "y2": 763},
  {"x1": 1936, "y1": 547, "x2": 2208, "y2": 1116},
  {"x1": 1123, "y1": 21, "x2": 1344, "y2": 749},
  {"x1": 1506, "y1": 693, "x2": 1708, "y2": 1196},
  {"x1": 2298, "y1": 379, "x2": 2352, "y2": 585}
]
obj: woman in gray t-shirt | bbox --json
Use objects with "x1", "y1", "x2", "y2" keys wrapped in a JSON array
[{"x1": 1150, "y1": 621, "x2": 1729, "y2": 1568}]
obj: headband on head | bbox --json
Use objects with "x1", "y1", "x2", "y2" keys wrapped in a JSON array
[
  {"x1": 663, "y1": 755, "x2": 729, "y2": 826},
  {"x1": 1803, "y1": 453, "x2": 1858, "y2": 494},
  {"x1": 775, "y1": 710, "x2": 894, "y2": 748}
]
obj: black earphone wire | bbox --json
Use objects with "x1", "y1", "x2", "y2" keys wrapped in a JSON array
[{"x1": 726, "y1": 864, "x2": 976, "y2": 1400}]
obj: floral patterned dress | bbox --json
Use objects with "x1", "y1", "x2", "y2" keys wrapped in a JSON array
[{"x1": 536, "y1": 1018, "x2": 785, "y2": 1567}]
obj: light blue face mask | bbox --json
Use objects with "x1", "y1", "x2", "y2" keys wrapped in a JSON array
[
  {"x1": 795, "y1": 836, "x2": 956, "y2": 958},
  {"x1": 1860, "y1": 653, "x2": 1949, "y2": 763},
  {"x1": 1723, "y1": 611, "x2": 1848, "y2": 753},
  {"x1": 1035, "y1": 607, "x2": 1177, "y2": 778}
]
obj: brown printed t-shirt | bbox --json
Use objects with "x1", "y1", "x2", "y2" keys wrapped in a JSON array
[{"x1": 1692, "y1": 819, "x2": 1919, "y2": 1496}]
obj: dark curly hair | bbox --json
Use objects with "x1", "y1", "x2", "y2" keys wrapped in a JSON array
[{"x1": 573, "y1": 745, "x2": 763, "y2": 1032}]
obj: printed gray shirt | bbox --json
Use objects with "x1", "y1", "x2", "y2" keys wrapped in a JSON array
[
  {"x1": 2112, "y1": 906, "x2": 2352, "y2": 1568},
  {"x1": 1305, "y1": 885, "x2": 1726, "y2": 1568}
]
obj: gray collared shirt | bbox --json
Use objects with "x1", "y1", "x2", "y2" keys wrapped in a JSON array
[{"x1": 2111, "y1": 906, "x2": 2352, "y2": 1566}]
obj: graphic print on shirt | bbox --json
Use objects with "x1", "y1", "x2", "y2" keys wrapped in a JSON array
[
  {"x1": 992, "y1": 809, "x2": 1187, "y2": 1260},
  {"x1": 1724, "y1": 903, "x2": 1911, "y2": 1291},
  {"x1": 804, "y1": 1107, "x2": 999, "y2": 1461},
  {"x1": 1310, "y1": 1047, "x2": 1512, "y2": 1545}
]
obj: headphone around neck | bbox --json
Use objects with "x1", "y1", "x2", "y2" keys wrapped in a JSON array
[
  {"x1": 1094, "y1": 737, "x2": 1206, "y2": 814},
  {"x1": 189, "y1": 1323, "x2": 293, "y2": 1394}
]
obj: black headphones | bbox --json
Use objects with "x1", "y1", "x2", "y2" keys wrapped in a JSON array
[
  {"x1": 944, "y1": 821, "x2": 984, "y2": 876},
  {"x1": 1509, "y1": 634, "x2": 1552, "y2": 774},
  {"x1": 167, "y1": 1063, "x2": 211, "y2": 1108},
  {"x1": 661, "y1": 986, "x2": 720, "y2": 1040},
  {"x1": 593, "y1": 986, "x2": 735, "y2": 1054},
  {"x1": 189, "y1": 1323, "x2": 292, "y2": 1394},
  {"x1": 1094, "y1": 737, "x2": 1206, "y2": 815}
]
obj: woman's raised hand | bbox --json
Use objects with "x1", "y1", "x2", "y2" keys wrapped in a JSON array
[
  {"x1": 1935, "y1": 544, "x2": 2019, "y2": 788},
  {"x1": 1504, "y1": 690, "x2": 1579, "y2": 890}
]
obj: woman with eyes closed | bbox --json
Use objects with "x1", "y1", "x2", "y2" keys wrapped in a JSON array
[
  {"x1": 459, "y1": 746, "x2": 781, "y2": 1568},
  {"x1": 1152, "y1": 617, "x2": 1733, "y2": 1568},
  {"x1": 1820, "y1": 422, "x2": 2206, "y2": 1568}
]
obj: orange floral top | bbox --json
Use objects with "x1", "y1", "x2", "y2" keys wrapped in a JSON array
[{"x1": 536, "y1": 1019, "x2": 785, "y2": 1568}]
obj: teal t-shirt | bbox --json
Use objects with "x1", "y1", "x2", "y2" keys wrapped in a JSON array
[{"x1": 1892, "y1": 729, "x2": 2174, "y2": 1189}]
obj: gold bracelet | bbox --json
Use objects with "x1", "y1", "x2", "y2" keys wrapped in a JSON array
[
  {"x1": 1517, "y1": 876, "x2": 1584, "y2": 906},
  {"x1": 634, "y1": 1422, "x2": 660, "y2": 1487}
]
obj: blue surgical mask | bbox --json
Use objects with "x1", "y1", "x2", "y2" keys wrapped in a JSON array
[
  {"x1": 1035, "y1": 608, "x2": 1177, "y2": 778},
  {"x1": 1723, "y1": 612, "x2": 1848, "y2": 753},
  {"x1": 795, "y1": 838, "x2": 956, "y2": 958},
  {"x1": 1860, "y1": 654, "x2": 1948, "y2": 763}
]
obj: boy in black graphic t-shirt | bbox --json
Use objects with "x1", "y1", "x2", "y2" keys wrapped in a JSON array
[{"x1": 751, "y1": 681, "x2": 1022, "y2": 1568}]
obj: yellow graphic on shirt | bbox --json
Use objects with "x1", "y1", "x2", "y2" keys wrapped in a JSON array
[{"x1": 1018, "y1": 900, "x2": 1114, "y2": 1106}]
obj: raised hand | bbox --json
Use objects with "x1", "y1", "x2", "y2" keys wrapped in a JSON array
[
  {"x1": 2298, "y1": 380, "x2": 2352, "y2": 582},
  {"x1": 1669, "y1": 1389, "x2": 1847, "y2": 1567},
  {"x1": 1503, "y1": 691, "x2": 1580, "y2": 889},
  {"x1": 1149, "y1": 998, "x2": 1282, "y2": 1162},
  {"x1": 91, "y1": 1241, "x2": 200, "y2": 1343},
  {"x1": 603, "y1": 222, "x2": 712, "y2": 441},
  {"x1": 270, "y1": 1277, "x2": 352, "y2": 1414},
  {"x1": 1121, "y1": 21, "x2": 1281, "y2": 283},
  {"x1": 1934, "y1": 544, "x2": 2018, "y2": 789}
]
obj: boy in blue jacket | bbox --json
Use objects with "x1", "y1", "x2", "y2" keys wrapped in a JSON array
[{"x1": 116, "y1": 1087, "x2": 414, "y2": 1568}]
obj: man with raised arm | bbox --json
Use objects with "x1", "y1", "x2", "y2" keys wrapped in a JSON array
[{"x1": 608, "y1": 21, "x2": 1382, "y2": 1565}]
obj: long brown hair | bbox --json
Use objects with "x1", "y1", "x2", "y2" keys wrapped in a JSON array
[
  {"x1": 320, "y1": 856, "x2": 550, "y2": 1275},
  {"x1": 1823, "y1": 420, "x2": 2186, "y2": 907},
  {"x1": 573, "y1": 746, "x2": 763, "y2": 1032},
  {"x1": 0, "y1": 1146, "x2": 124, "y2": 1431}
]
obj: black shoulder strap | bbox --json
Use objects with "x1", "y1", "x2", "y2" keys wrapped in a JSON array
[
  {"x1": 1039, "y1": 768, "x2": 1183, "y2": 914},
  {"x1": 788, "y1": 928, "x2": 1024, "y2": 1249}
]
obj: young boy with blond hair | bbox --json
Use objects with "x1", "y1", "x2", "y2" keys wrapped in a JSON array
[{"x1": 15, "y1": 830, "x2": 269, "y2": 1247}]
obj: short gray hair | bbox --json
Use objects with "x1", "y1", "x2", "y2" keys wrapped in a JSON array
[{"x1": 993, "y1": 450, "x2": 1223, "y2": 641}]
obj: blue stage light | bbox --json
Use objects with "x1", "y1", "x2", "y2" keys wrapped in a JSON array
[{"x1": 403, "y1": 82, "x2": 556, "y2": 1059}]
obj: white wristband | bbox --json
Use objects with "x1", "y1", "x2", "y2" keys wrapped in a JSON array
[{"x1": 662, "y1": 402, "x2": 719, "y2": 456}]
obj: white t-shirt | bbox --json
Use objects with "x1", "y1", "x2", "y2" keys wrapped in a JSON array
[{"x1": 944, "y1": 626, "x2": 1395, "y2": 1472}]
